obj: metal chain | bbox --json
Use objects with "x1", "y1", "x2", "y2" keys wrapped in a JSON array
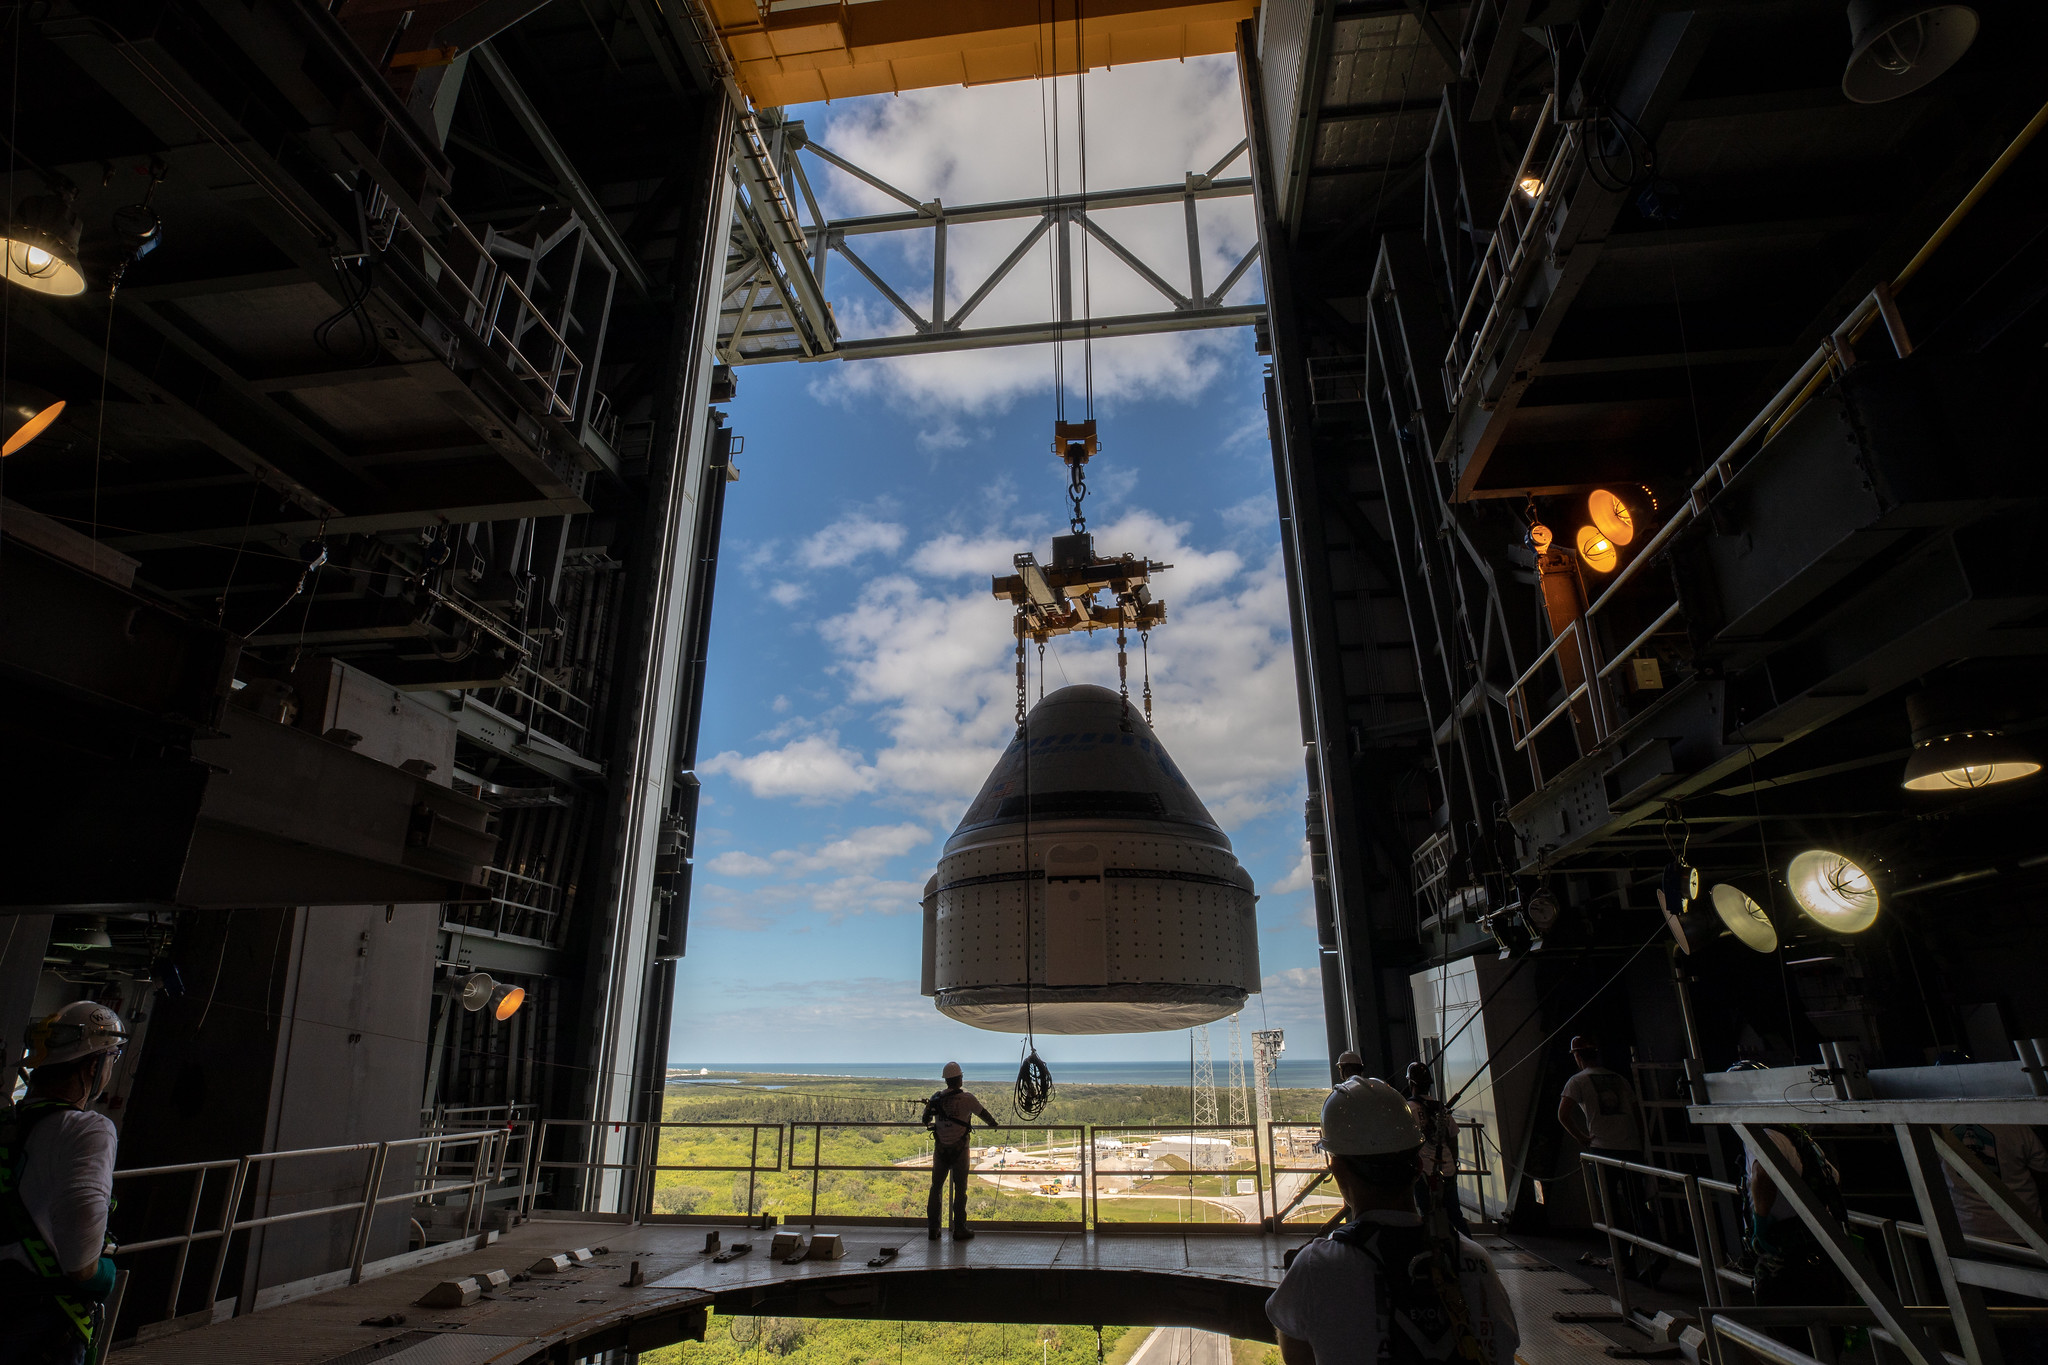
[
  {"x1": 1116, "y1": 626, "x2": 1131, "y2": 733},
  {"x1": 1140, "y1": 629, "x2": 1152, "y2": 723},
  {"x1": 1067, "y1": 459, "x2": 1088, "y2": 533},
  {"x1": 1014, "y1": 619, "x2": 1028, "y2": 731},
  {"x1": 1037, "y1": 641, "x2": 1046, "y2": 701}
]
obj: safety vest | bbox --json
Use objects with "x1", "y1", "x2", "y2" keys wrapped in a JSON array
[
  {"x1": 0, "y1": 1100, "x2": 101, "y2": 1342},
  {"x1": 1329, "y1": 1218, "x2": 1485, "y2": 1365}
]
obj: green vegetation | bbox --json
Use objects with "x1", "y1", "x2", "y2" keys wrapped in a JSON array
[
  {"x1": 642, "y1": 1313, "x2": 1276, "y2": 1365},
  {"x1": 645, "y1": 1072, "x2": 1326, "y2": 1226}
]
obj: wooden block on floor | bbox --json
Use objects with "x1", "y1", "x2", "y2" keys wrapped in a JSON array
[{"x1": 416, "y1": 1276, "x2": 482, "y2": 1308}]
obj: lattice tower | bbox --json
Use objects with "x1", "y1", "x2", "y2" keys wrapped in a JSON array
[
  {"x1": 1193, "y1": 1025, "x2": 1217, "y2": 1126},
  {"x1": 1252, "y1": 1029, "x2": 1285, "y2": 1138},
  {"x1": 1226, "y1": 1013, "x2": 1250, "y2": 1128}
]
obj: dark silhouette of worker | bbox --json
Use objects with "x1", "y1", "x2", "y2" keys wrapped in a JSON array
[
  {"x1": 1336, "y1": 1051, "x2": 1366, "y2": 1082},
  {"x1": 1406, "y1": 1062, "x2": 1466, "y2": 1234},
  {"x1": 2, "y1": 1003, "x2": 129, "y2": 1365},
  {"x1": 1558, "y1": 1036, "x2": 1663, "y2": 1284},
  {"x1": 921, "y1": 1061, "x2": 998, "y2": 1242}
]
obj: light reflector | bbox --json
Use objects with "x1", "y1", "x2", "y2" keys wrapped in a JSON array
[
  {"x1": 1576, "y1": 524, "x2": 1617, "y2": 572},
  {"x1": 1787, "y1": 849, "x2": 1880, "y2": 933},
  {"x1": 1710, "y1": 883, "x2": 1778, "y2": 953}
]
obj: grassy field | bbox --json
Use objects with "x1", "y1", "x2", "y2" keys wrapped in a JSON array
[
  {"x1": 640, "y1": 1313, "x2": 1277, "y2": 1365},
  {"x1": 644, "y1": 1072, "x2": 1327, "y2": 1225}
]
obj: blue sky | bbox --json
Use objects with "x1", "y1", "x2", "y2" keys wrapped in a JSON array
[{"x1": 667, "y1": 56, "x2": 1327, "y2": 1065}]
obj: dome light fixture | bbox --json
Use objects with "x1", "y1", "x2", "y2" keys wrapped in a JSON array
[
  {"x1": 1710, "y1": 883, "x2": 1778, "y2": 953},
  {"x1": 1576, "y1": 524, "x2": 1618, "y2": 573},
  {"x1": 1787, "y1": 849, "x2": 1880, "y2": 933},
  {"x1": 1902, "y1": 732, "x2": 2039, "y2": 791},
  {"x1": 0, "y1": 193, "x2": 87, "y2": 296},
  {"x1": 1, "y1": 383, "x2": 65, "y2": 457},
  {"x1": 1843, "y1": 1, "x2": 1979, "y2": 104},
  {"x1": 1901, "y1": 691, "x2": 2038, "y2": 791}
]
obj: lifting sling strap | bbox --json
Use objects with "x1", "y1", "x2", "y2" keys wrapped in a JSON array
[{"x1": 0, "y1": 1100, "x2": 101, "y2": 1343}]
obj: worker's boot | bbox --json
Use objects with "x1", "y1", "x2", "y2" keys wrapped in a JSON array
[
  {"x1": 927, "y1": 1222, "x2": 941, "y2": 1241},
  {"x1": 952, "y1": 1227, "x2": 975, "y2": 1241}
]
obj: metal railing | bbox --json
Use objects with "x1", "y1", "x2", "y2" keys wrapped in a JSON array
[
  {"x1": 394, "y1": 203, "x2": 590, "y2": 423},
  {"x1": 1090, "y1": 1125, "x2": 1263, "y2": 1232},
  {"x1": 646, "y1": 1122, "x2": 786, "y2": 1222},
  {"x1": 1441, "y1": 93, "x2": 1572, "y2": 410},
  {"x1": 1581, "y1": 1150, "x2": 1749, "y2": 1326},
  {"x1": 787, "y1": 1122, "x2": 1088, "y2": 1230},
  {"x1": 111, "y1": 1127, "x2": 514, "y2": 1327},
  {"x1": 1267, "y1": 1122, "x2": 1337, "y2": 1227}
]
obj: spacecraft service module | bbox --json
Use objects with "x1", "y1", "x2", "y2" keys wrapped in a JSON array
[{"x1": 921, "y1": 684, "x2": 1259, "y2": 1033}]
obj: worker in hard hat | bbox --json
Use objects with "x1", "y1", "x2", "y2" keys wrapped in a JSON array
[
  {"x1": 1335, "y1": 1051, "x2": 1365, "y2": 1082},
  {"x1": 1267, "y1": 1078, "x2": 1518, "y2": 1365},
  {"x1": 1557, "y1": 1036, "x2": 1662, "y2": 1285},
  {"x1": 921, "y1": 1062, "x2": 999, "y2": 1243},
  {"x1": 1405, "y1": 1062, "x2": 1465, "y2": 1234},
  {"x1": 1, "y1": 1001, "x2": 129, "y2": 1364}
]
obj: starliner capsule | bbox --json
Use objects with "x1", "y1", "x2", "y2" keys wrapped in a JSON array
[{"x1": 920, "y1": 684, "x2": 1259, "y2": 1034}]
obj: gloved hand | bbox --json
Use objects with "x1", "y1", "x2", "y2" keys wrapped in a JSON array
[{"x1": 78, "y1": 1256, "x2": 117, "y2": 1301}]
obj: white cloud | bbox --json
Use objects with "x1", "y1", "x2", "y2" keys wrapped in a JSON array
[
  {"x1": 1260, "y1": 966, "x2": 1325, "y2": 1016},
  {"x1": 767, "y1": 581, "x2": 810, "y2": 607},
  {"x1": 1272, "y1": 843, "x2": 1313, "y2": 895},
  {"x1": 707, "y1": 851, "x2": 777, "y2": 877},
  {"x1": 699, "y1": 733, "x2": 878, "y2": 802},
  {"x1": 799, "y1": 823, "x2": 930, "y2": 873},
  {"x1": 798, "y1": 514, "x2": 907, "y2": 568},
  {"x1": 910, "y1": 530, "x2": 1041, "y2": 578}
]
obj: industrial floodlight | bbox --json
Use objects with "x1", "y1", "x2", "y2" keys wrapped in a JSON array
[
  {"x1": 0, "y1": 193, "x2": 87, "y2": 296},
  {"x1": 51, "y1": 916, "x2": 112, "y2": 951},
  {"x1": 1787, "y1": 849, "x2": 1881, "y2": 933},
  {"x1": 1710, "y1": 883, "x2": 1779, "y2": 953},
  {"x1": 1576, "y1": 524, "x2": 1618, "y2": 573},
  {"x1": 1517, "y1": 175, "x2": 1544, "y2": 198},
  {"x1": 1588, "y1": 489, "x2": 1638, "y2": 546},
  {"x1": 439, "y1": 970, "x2": 498, "y2": 1012},
  {"x1": 1902, "y1": 731, "x2": 2039, "y2": 791},
  {"x1": 1, "y1": 384, "x2": 65, "y2": 457},
  {"x1": 1843, "y1": 2, "x2": 1978, "y2": 104},
  {"x1": 488, "y1": 981, "x2": 526, "y2": 1022}
]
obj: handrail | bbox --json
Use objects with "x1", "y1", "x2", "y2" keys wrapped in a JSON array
[
  {"x1": 1090, "y1": 1123, "x2": 1263, "y2": 1231},
  {"x1": 109, "y1": 1128, "x2": 516, "y2": 1329}
]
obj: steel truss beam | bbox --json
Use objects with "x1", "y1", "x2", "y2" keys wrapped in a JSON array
[{"x1": 717, "y1": 124, "x2": 1263, "y2": 364}]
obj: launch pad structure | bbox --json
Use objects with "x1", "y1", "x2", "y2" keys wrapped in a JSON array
[{"x1": 5, "y1": 0, "x2": 2048, "y2": 1361}]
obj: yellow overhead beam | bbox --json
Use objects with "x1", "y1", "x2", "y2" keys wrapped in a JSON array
[{"x1": 707, "y1": 0, "x2": 1257, "y2": 107}]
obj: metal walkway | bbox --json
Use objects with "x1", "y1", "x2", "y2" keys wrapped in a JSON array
[{"x1": 111, "y1": 1214, "x2": 1678, "y2": 1365}]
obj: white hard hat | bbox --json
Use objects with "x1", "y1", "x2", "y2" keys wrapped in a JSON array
[
  {"x1": 1318, "y1": 1077, "x2": 1421, "y2": 1156},
  {"x1": 942, "y1": 1061, "x2": 963, "y2": 1080},
  {"x1": 26, "y1": 1001, "x2": 128, "y2": 1068}
]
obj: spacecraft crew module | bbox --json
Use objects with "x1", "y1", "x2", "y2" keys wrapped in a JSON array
[{"x1": 921, "y1": 684, "x2": 1260, "y2": 1033}]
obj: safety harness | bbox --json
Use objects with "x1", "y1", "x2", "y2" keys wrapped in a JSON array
[
  {"x1": 1330, "y1": 1215, "x2": 1486, "y2": 1365},
  {"x1": 1739, "y1": 1124, "x2": 1849, "y2": 1283},
  {"x1": 0, "y1": 1099, "x2": 105, "y2": 1343},
  {"x1": 922, "y1": 1089, "x2": 972, "y2": 1147}
]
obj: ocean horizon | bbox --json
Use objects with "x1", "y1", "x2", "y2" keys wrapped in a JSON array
[{"x1": 667, "y1": 1059, "x2": 1336, "y2": 1088}]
